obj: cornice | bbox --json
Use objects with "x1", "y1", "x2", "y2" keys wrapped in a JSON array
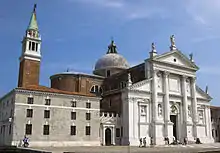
[
  {"x1": 15, "y1": 89, "x2": 101, "y2": 101},
  {"x1": 128, "y1": 78, "x2": 152, "y2": 90}
]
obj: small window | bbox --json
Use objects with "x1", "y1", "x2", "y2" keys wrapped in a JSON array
[
  {"x1": 9, "y1": 124, "x2": 12, "y2": 135},
  {"x1": 107, "y1": 70, "x2": 111, "y2": 77},
  {"x1": 109, "y1": 99, "x2": 112, "y2": 108},
  {"x1": 32, "y1": 42, "x2": 35, "y2": 51},
  {"x1": 116, "y1": 128, "x2": 120, "y2": 137},
  {"x1": 121, "y1": 127, "x2": 123, "y2": 137},
  {"x1": 86, "y1": 113, "x2": 91, "y2": 120},
  {"x1": 43, "y1": 125, "x2": 49, "y2": 135},
  {"x1": 45, "y1": 99, "x2": 51, "y2": 105},
  {"x1": 86, "y1": 102, "x2": 91, "y2": 109},
  {"x1": 29, "y1": 41, "x2": 31, "y2": 50},
  {"x1": 25, "y1": 124, "x2": 32, "y2": 135},
  {"x1": 70, "y1": 126, "x2": 76, "y2": 135},
  {"x1": 36, "y1": 43, "x2": 38, "y2": 51},
  {"x1": 44, "y1": 110, "x2": 50, "y2": 119},
  {"x1": 174, "y1": 58, "x2": 176, "y2": 62},
  {"x1": 71, "y1": 112, "x2": 76, "y2": 120},
  {"x1": 71, "y1": 100, "x2": 76, "y2": 107},
  {"x1": 86, "y1": 126, "x2": 91, "y2": 135},
  {"x1": 26, "y1": 109, "x2": 33, "y2": 118},
  {"x1": 27, "y1": 97, "x2": 33, "y2": 104}
]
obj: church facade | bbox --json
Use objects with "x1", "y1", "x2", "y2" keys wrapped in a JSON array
[{"x1": 0, "y1": 5, "x2": 214, "y2": 147}]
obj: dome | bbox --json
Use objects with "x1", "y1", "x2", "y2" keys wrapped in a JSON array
[
  {"x1": 95, "y1": 53, "x2": 129, "y2": 70},
  {"x1": 94, "y1": 40, "x2": 129, "y2": 71}
]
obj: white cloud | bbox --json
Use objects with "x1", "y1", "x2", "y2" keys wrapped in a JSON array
[{"x1": 70, "y1": 0, "x2": 168, "y2": 20}]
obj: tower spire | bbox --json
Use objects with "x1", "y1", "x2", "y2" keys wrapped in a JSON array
[{"x1": 27, "y1": 4, "x2": 38, "y2": 31}]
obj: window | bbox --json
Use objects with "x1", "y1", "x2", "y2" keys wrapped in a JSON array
[
  {"x1": 86, "y1": 126, "x2": 91, "y2": 135},
  {"x1": 44, "y1": 110, "x2": 50, "y2": 119},
  {"x1": 90, "y1": 85, "x2": 102, "y2": 94},
  {"x1": 86, "y1": 113, "x2": 91, "y2": 120},
  {"x1": 29, "y1": 41, "x2": 31, "y2": 50},
  {"x1": 71, "y1": 100, "x2": 76, "y2": 107},
  {"x1": 71, "y1": 112, "x2": 76, "y2": 120},
  {"x1": 27, "y1": 97, "x2": 33, "y2": 104},
  {"x1": 109, "y1": 99, "x2": 112, "y2": 108},
  {"x1": 25, "y1": 124, "x2": 32, "y2": 135},
  {"x1": 86, "y1": 102, "x2": 91, "y2": 108},
  {"x1": 26, "y1": 109, "x2": 33, "y2": 118},
  {"x1": 36, "y1": 43, "x2": 38, "y2": 51},
  {"x1": 9, "y1": 124, "x2": 11, "y2": 135},
  {"x1": 70, "y1": 126, "x2": 76, "y2": 135},
  {"x1": 173, "y1": 58, "x2": 176, "y2": 62},
  {"x1": 107, "y1": 70, "x2": 111, "y2": 77},
  {"x1": 116, "y1": 128, "x2": 120, "y2": 137},
  {"x1": 43, "y1": 125, "x2": 49, "y2": 135},
  {"x1": 45, "y1": 99, "x2": 51, "y2": 105},
  {"x1": 32, "y1": 42, "x2": 35, "y2": 51},
  {"x1": 121, "y1": 127, "x2": 123, "y2": 137}
]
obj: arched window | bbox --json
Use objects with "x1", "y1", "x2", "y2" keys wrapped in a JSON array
[{"x1": 90, "y1": 85, "x2": 103, "y2": 94}]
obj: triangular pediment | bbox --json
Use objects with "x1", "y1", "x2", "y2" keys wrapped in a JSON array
[
  {"x1": 196, "y1": 86, "x2": 212, "y2": 101},
  {"x1": 153, "y1": 50, "x2": 199, "y2": 70},
  {"x1": 129, "y1": 79, "x2": 152, "y2": 92}
]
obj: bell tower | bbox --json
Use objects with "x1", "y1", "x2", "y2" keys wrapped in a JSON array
[{"x1": 18, "y1": 4, "x2": 41, "y2": 87}]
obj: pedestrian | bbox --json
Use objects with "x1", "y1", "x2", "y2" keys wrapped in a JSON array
[
  {"x1": 139, "y1": 138, "x2": 142, "y2": 147},
  {"x1": 143, "y1": 137, "x2": 146, "y2": 147}
]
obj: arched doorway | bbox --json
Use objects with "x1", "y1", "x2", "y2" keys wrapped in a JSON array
[{"x1": 105, "y1": 128, "x2": 112, "y2": 146}]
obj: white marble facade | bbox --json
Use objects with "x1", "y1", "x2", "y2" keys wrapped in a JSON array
[{"x1": 121, "y1": 47, "x2": 214, "y2": 146}]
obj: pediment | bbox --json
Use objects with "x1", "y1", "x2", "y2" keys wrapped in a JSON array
[
  {"x1": 129, "y1": 79, "x2": 151, "y2": 92},
  {"x1": 153, "y1": 50, "x2": 199, "y2": 70},
  {"x1": 196, "y1": 86, "x2": 212, "y2": 101}
]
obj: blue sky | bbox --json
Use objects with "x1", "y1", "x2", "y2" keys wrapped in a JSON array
[{"x1": 0, "y1": 0, "x2": 219, "y2": 106}]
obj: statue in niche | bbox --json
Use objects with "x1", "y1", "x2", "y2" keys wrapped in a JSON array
[
  {"x1": 140, "y1": 106, "x2": 146, "y2": 116},
  {"x1": 158, "y1": 104, "x2": 162, "y2": 117},
  {"x1": 188, "y1": 105, "x2": 191, "y2": 118},
  {"x1": 170, "y1": 105, "x2": 178, "y2": 114}
]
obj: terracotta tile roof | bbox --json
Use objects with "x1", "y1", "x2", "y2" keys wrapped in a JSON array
[
  {"x1": 16, "y1": 85, "x2": 97, "y2": 97},
  {"x1": 210, "y1": 105, "x2": 220, "y2": 110}
]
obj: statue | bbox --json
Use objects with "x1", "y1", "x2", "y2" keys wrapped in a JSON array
[
  {"x1": 158, "y1": 104, "x2": 162, "y2": 116},
  {"x1": 128, "y1": 73, "x2": 132, "y2": 86},
  {"x1": 170, "y1": 35, "x2": 177, "y2": 50},
  {"x1": 170, "y1": 35, "x2": 175, "y2": 46},
  {"x1": 188, "y1": 105, "x2": 191, "y2": 117},
  {"x1": 151, "y1": 42, "x2": 156, "y2": 52}
]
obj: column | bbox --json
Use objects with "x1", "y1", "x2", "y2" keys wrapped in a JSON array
[
  {"x1": 164, "y1": 71, "x2": 170, "y2": 137},
  {"x1": 103, "y1": 126, "x2": 106, "y2": 145},
  {"x1": 152, "y1": 69, "x2": 158, "y2": 122},
  {"x1": 182, "y1": 75, "x2": 188, "y2": 138},
  {"x1": 191, "y1": 77, "x2": 198, "y2": 138},
  {"x1": 112, "y1": 126, "x2": 115, "y2": 145},
  {"x1": 152, "y1": 69, "x2": 158, "y2": 144}
]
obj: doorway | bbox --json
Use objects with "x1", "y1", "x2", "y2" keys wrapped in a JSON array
[
  {"x1": 105, "y1": 128, "x2": 112, "y2": 145},
  {"x1": 170, "y1": 115, "x2": 177, "y2": 139}
]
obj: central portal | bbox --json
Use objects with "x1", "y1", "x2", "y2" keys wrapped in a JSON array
[
  {"x1": 170, "y1": 115, "x2": 177, "y2": 139},
  {"x1": 105, "y1": 128, "x2": 112, "y2": 146}
]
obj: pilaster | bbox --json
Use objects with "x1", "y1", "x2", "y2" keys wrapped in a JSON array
[
  {"x1": 191, "y1": 77, "x2": 198, "y2": 138},
  {"x1": 163, "y1": 71, "x2": 170, "y2": 137},
  {"x1": 182, "y1": 75, "x2": 188, "y2": 138}
]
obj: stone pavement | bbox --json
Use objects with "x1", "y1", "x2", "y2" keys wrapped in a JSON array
[{"x1": 28, "y1": 143, "x2": 220, "y2": 153}]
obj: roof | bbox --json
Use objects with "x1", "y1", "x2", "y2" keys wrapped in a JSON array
[
  {"x1": 27, "y1": 4, "x2": 38, "y2": 31},
  {"x1": 50, "y1": 71, "x2": 105, "y2": 80},
  {"x1": 16, "y1": 85, "x2": 97, "y2": 97},
  {"x1": 210, "y1": 105, "x2": 220, "y2": 110}
]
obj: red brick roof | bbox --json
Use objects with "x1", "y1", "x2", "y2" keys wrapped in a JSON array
[{"x1": 16, "y1": 85, "x2": 97, "y2": 97}]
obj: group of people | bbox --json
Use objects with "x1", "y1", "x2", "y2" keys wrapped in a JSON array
[{"x1": 139, "y1": 137, "x2": 147, "y2": 147}]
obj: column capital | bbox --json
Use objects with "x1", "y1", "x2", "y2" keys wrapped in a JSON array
[
  {"x1": 191, "y1": 76, "x2": 197, "y2": 83},
  {"x1": 164, "y1": 71, "x2": 170, "y2": 78}
]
